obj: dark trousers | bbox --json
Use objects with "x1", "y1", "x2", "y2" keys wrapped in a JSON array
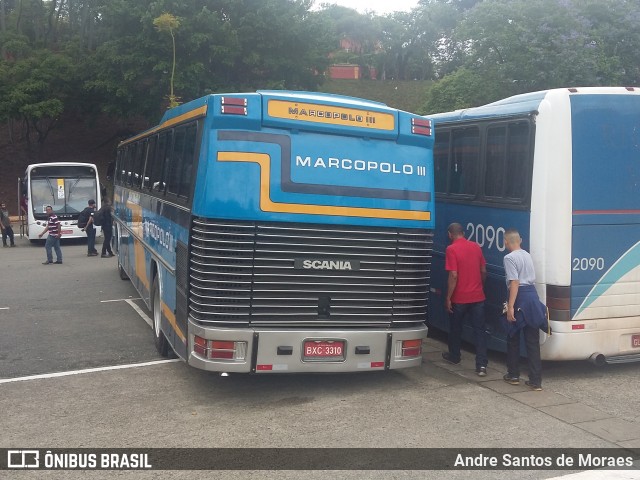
[
  {"x1": 86, "y1": 226, "x2": 97, "y2": 253},
  {"x1": 2, "y1": 226, "x2": 15, "y2": 246},
  {"x1": 101, "y1": 227, "x2": 113, "y2": 255},
  {"x1": 448, "y1": 301, "x2": 488, "y2": 368},
  {"x1": 506, "y1": 325, "x2": 542, "y2": 386}
]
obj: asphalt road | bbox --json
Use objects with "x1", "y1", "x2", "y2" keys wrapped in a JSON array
[{"x1": 1, "y1": 236, "x2": 639, "y2": 480}]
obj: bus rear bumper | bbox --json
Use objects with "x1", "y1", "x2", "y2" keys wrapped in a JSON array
[
  {"x1": 187, "y1": 320, "x2": 427, "y2": 373},
  {"x1": 541, "y1": 320, "x2": 640, "y2": 363}
]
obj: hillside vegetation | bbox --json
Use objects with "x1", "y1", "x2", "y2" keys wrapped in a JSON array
[{"x1": 319, "y1": 79, "x2": 432, "y2": 115}]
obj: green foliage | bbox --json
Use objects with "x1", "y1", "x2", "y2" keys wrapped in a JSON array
[
  {"x1": 320, "y1": 78, "x2": 431, "y2": 114},
  {"x1": 1, "y1": 0, "x2": 640, "y2": 148},
  {"x1": 422, "y1": 68, "x2": 510, "y2": 113},
  {"x1": 153, "y1": 12, "x2": 181, "y2": 108}
]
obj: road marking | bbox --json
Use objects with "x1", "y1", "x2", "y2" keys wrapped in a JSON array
[
  {"x1": 100, "y1": 296, "x2": 152, "y2": 328},
  {"x1": 0, "y1": 307, "x2": 9, "y2": 310},
  {"x1": 0, "y1": 359, "x2": 181, "y2": 385},
  {"x1": 100, "y1": 297, "x2": 142, "y2": 303},
  {"x1": 125, "y1": 299, "x2": 153, "y2": 328}
]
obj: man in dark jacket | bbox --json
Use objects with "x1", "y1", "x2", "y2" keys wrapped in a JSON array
[
  {"x1": 98, "y1": 198, "x2": 114, "y2": 258},
  {"x1": 81, "y1": 200, "x2": 98, "y2": 256}
]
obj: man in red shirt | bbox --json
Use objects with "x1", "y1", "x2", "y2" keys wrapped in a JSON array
[{"x1": 443, "y1": 223, "x2": 488, "y2": 376}]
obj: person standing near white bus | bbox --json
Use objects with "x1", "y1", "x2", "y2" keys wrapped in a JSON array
[
  {"x1": 39, "y1": 206, "x2": 63, "y2": 264},
  {"x1": 502, "y1": 229, "x2": 546, "y2": 391}
]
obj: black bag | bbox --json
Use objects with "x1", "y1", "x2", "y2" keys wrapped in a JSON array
[
  {"x1": 92, "y1": 209, "x2": 103, "y2": 227},
  {"x1": 77, "y1": 208, "x2": 91, "y2": 228}
]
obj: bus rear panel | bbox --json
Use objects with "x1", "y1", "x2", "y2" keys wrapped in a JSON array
[{"x1": 115, "y1": 91, "x2": 435, "y2": 373}]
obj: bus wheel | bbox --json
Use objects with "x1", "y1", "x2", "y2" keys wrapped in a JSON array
[
  {"x1": 118, "y1": 260, "x2": 129, "y2": 281},
  {"x1": 152, "y1": 277, "x2": 169, "y2": 357}
]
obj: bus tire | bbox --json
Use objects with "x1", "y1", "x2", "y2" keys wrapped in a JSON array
[
  {"x1": 152, "y1": 277, "x2": 170, "y2": 357},
  {"x1": 118, "y1": 260, "x2": 129, "y2": 281}
]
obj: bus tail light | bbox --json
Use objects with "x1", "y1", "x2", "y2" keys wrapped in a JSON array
[
  {"x1": 396, "y1": 339, "x2": 422, "y2": 358},
  {"x1": 546, "y1": 285, "x2": 571, "y2": 321},
  {"x1": 194, "y1": 336, "x2": 207, "y2": 356},
  {"x1": 210, "y1": 341, "x2": 235, "y2": 359},
  {"x1": 411, "y1": 118, "x2": 432, "y2": 136},
  {"x1": 194, "y1": 336, "x2": 247, "y2": 361},
  {"x1": 221, "y1": 97, "x2": 247, "y2": 115}
]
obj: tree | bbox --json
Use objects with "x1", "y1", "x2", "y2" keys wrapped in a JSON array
[
  {"x1": 153, "y1": 13, "x2": 181, "y2": 108},
  {"x1": 2, "y1": 50, "x2": 75, "y2": 149}
]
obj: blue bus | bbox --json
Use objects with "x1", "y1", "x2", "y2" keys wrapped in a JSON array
[
  {"x1": 428, "y1": 87, "x2": 640, "y2": 364},
  {"x1": 113, "y1": 91, "x2": 435, "y2": 373}
]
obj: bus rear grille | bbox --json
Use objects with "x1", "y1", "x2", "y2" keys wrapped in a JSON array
[{"x1": 189, "y1": 219, "x2": 433, "y2": 328}]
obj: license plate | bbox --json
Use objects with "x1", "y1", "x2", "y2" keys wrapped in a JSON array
[
  {"x1": 632, "y1": 334, "x2": 640, "y2": 348},
  {"x1": 303, "y1": 340, "x2": 345, "y2": 360},
  {"x1": 62, "y1": 230, "x2": 73, "y2": 235}
]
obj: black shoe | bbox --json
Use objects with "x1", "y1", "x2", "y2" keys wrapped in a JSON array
[
  {"x1": 525, "y1": 381, "x2": 542, "y2": 391},
  {"x1": 88, "y1": 252, "x2": 98, "y2": 256},
  {"x1": 476, "y1": 366, "x2": 487, "y2": 377},
  {"x1": 441, "y1": 352, "x2": 461, "y2": 365},
  {"x1": 503, "y1": 374, "x2": 520, "y2": 385},
  {"x1": 42, "y1": 261, "x2": 52, "y2": 265},
  {"x1": 10, "y1": 244, "x2": 15, "y2": 247},
  {"x1": 101, "y1": 254, "x2": 109, "y2": 258},
  {"x1": 54, "y1": 261, "x2": 63, "y2": 264}
]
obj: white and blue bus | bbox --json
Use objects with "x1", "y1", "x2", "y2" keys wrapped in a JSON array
[
  {"x1": 113, "y1": 91, "x2": 435, "y2": 373},
  {"x1": 22, "y1": 162, "x2": 101, "y2": 241},
  {"x1": 429, "y1": 87, "x2": 640, "y2": 364}
]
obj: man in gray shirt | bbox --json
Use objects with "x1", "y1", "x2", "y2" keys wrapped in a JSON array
[{"x1": 502, "y1": 229, "x2": 547, "y2": 391}]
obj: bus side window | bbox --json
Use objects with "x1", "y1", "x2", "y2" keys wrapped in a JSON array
[
  {"x1": 167, "y1": 127, "x2": 186, "y2": 197},
  {"x1": 154, "y1": 131, "x2": 171, "y2": 194},
  {"x1": 132, "y1": 141, "x2": 145, "y2": 188},
  {"x1": 142, "y1": 136, "x2": 157, "y2": 190},
  {"x1": 178, "y1": 123, "x2": 197, "y2": 200},
  {"x1": 124, "y1": 145, "x2": 134, "y2": 186},
  {"x1": 450, "y1": 128, "x2": 479, "y2": 195},
  {"x1": 485, "y1": 126, "x2": 507, "y2": 197},
  {"x1": 434, "y1": 130, "x2": 450, "y2": 194},
  {"x1": 505, "y1": 122, "x2": 530, "y2": 200}
]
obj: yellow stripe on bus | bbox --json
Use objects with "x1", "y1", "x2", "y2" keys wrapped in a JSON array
[
  {"x1": 126, "y1": 200, "x2": 149, "y2": 290},
  {"x1": 119, "y1": 105, "x2": 208, "y2": 146},
  {"x1": 134, "y1": 238, "x2": 149, "y2": 290},
  {"x1": 162, "y1": 302, "x2": 186, "y2": 344},
  {"x1": 217, "y1": 152, "x2": 431, "y2": 222}
]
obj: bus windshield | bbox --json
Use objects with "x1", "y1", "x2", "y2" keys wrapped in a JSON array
[{"x1": 30, "y1": 177, "x2": 97, "y2": 215}]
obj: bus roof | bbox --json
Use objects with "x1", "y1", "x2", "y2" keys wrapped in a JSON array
[
  {"x1": 157, "y1": 91, "x2": 392, "y2": 125},
  {"x1": 25, "y1": 162, "x2": 98, "y2": 173},
  {"x1": 427, "y1": 86, "x2": 640, "y2": 124}
]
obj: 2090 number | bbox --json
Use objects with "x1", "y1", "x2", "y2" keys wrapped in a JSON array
[
  {"x1": 572, "y1": 257, "x2": 605, "y2": 271},
  {"x1": 466, "y1": 223, "x2": 506, "y2": 252}
]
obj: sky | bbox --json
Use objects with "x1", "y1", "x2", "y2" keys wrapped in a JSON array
[{"x1": 316, "y1": 0, "x2": 420, "y2": 15}]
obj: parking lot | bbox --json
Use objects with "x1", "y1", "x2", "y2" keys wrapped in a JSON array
[{"x1": 1, "y1": 235, "x2": 639, "y2": 479}]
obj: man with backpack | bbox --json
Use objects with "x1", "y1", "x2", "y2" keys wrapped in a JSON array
[{"x1": 79, "y1": 199, "x2": 99, "y2": 256}]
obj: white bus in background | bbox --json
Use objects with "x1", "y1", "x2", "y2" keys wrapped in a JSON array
[{"x1": 21, "y1": 162, "x2": 101, "y2": 241}]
